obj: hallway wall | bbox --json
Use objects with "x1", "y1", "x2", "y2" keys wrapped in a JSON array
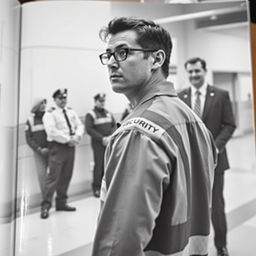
[
  {"x1": 0, "y1": 0, "x2": 20, "y2": 222},
  {"x1": 0, "y1": 3, "x2": 21, "y2": 256},
  {"x1": 15, "y1": 1, "x2": 254, "y2": 212}
]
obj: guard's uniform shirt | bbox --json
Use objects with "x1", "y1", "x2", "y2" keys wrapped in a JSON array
[
  {"x1": 92, "y1": 81, "x2": 217, "y2": 256},
  {"x1": 85, "y1": 107, "x2": 116, "y2": 145},
  {"x1": 25, "y1": 112, "x2": 48, "y2": 151},
  {"x1": 43, "y1": 106, "x2": 84, "y2": 143}
]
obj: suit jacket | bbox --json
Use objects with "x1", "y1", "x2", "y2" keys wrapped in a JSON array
[{"x1": 178, "y1": 85, "x2": 236, "y2": 173}]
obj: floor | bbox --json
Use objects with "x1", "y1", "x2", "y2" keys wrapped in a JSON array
[{"x1": 1, "y1": 132, "x2": 256, "y2": 256}]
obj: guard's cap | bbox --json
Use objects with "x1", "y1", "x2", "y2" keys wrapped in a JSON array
[
  {"x1": 94, "y1": 93, "x2": 106, "y2": 101},
  {"x1": 31, "y1": 97, "x2": 47, "y2": 113},
  {"x1": 52, "y1": 88, "x2": 67, "y2": 99}
]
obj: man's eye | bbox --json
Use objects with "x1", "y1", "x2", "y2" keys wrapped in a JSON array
[{"x1": 117, "y1": 49, "x2": 127, "y2": 57}]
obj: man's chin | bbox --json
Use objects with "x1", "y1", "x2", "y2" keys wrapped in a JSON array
[
  {"x1": 111, "y1": 83, "x2": 125, "y2": 93},
  {"x1": 191, "y1": 81, "x2": 201, "y2": 88}
]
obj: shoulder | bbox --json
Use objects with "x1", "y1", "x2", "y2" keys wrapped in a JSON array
[
  {"x1": 86, "y1": 110, "x2": 96, "y2": 118},
  {"x1": 26, "y1": 114, "x2": 36, "y2": 124},
  {"x1": 27, "y1": 113, "x2": 35, "y2": 120},
  {"x1": 43, "y1": 107, "x2": 57, "y2": 120},
  {"x1": 104, "y1": 108, "x2": 111, "y2": 113},
  {"x1": 208, "y1": 85, "x2": 228, "y2": 94},
  {"x1": 47, "y1": 107, "x2": 56, "y2": 113},
  {"x1": 114, "y1": 116, "x2": 166, "y2": 142},
  {"x1": 105, "y1": 109, "x2": 114, "y2": 116},
  {"x1": 208, "y1": 85, "x2": 230, "y2": 98},
  {"x1": 67, "y1": 107, "x2": 77, "y2": 114},
  {"x1": 26, "y1": 114, "x2": 34, "y2": 127},
  {"x1": 177, "y1": 87, "x2": 190, "y2": 97}
]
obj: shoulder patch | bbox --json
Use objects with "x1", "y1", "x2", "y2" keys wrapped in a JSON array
[
  {"x1": 88, "y1": 110, "x2": 96, "y2": 119},
  {"x1": 67, "y1": 106, "x2": 72, "y2": 110},
  {"x1": 27, "y1": 115, "x2": 34, "y2": 125},
  {"x1": 115, "y1": 117, "x2": 165, "y2": 140},
  {"x1": 47, "y1": 107, "x2": 56, "y2": 113}
]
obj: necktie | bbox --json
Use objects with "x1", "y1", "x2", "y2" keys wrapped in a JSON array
[
  {"x1": 194, "y1": 90, "x2": 201, "y2": 117},
  {"x1": 63, "y1": 109, "x2": 74, "y2": 135}
]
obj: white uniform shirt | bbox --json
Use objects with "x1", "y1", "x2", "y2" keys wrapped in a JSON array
[{"x1": 43, "y1": 105, "x2": 84, "y2": 144}]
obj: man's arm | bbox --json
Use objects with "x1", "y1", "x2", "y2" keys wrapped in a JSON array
[
  {"x1": 215, "y1": 91, "x2": 236, "y2": 153},
  {"x1": 85, "y1": 113, "x2": 104, "y2": 142},
  {"x1": 25, "y1": 119, "x2": 41, "y2": 152},
  {"x1": 92, "y1": 130, "x2": 170, "y2": 256},
  {"x1": 72, "y1": 111, "x2": 84, "y2": 141},
  {"x1": 43, "y1": 112, "x2": 70, "y2": 143}
]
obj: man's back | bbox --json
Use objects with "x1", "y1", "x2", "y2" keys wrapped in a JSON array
[{"x1": 93, "y1": 82, "x2": 217, "y2": 256}]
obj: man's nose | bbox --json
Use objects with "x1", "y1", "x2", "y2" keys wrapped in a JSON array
[{"x1": 107, "y1": 55, "x2": 118, "y2": 68}]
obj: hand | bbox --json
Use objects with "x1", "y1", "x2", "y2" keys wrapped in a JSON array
[
  {"x1": 68, "y1": 138, "x2": 77, "y2": 147},
  {"x1": 73, "y1": 135, "x2": 81, "y2": 143},
  {"x1": 39, "y1": 147, "x2": 49, "y2": 156},
  {"x1": 102, "y1": 136, "x2": 111, "y2": 146}
]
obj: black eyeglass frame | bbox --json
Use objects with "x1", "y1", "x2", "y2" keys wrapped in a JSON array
[
  {"x1": 56, "y1": 96, "x2": 67, "y2": 100},
  {"x1": 99, "y1": 47, "x2": 156, "y2": 65}
]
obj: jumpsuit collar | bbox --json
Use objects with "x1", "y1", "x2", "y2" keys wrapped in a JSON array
[{"x1": 136, "y1": 81, "x2": 177, "y2": 108}]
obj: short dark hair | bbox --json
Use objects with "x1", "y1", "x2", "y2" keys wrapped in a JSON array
[
  {"x1": 99, "y1": 17, "x2": 172, "y2": 78},
  {"x1": 184, "y1": 57, "x2": 207, "y2": 71}
]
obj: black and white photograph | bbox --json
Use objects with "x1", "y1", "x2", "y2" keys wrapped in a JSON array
[{"x1": 0, "y1": 0, "x2": 255, "y2": 255}]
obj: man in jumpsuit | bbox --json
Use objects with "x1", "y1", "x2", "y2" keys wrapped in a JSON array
[
  {"x1": 85, "y1": 93, "x2": 116, "y2": 198},
  {"x1": 92, "y1": 17, "x2": 217, "y2": 256},
  {"x1": 179, "y1": 57, "x2": 236, "y2": 256},
  {"x1": 25, "y1": 97, "x2": 48, "y2": 205},
  {"x1": 41, "y1": 88, "x2": 84, "y2": 219}
]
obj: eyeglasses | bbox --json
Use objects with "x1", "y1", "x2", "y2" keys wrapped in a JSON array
[
  {"x1": 99, "y1": 47, "x2": 156, "y2": 65},
  {"x1": 57, "y1": 96, "x2": 67, "y2": 100}
]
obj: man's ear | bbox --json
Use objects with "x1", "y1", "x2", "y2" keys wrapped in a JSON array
[{"x1": 151, "y1": 49, "x2": 166, "y2": 71}]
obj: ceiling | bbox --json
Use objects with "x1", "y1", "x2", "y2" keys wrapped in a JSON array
[{"x1": 18, "y1": 0, "x2": 249, "y2": 38}]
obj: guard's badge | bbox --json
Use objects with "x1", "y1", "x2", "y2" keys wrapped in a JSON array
[
  {"x1": 115, "y1": 117, "x2": 165, "y2": 140},
  {"x1": 48, "y1": 107, "x2": 56, "y2": 112}
]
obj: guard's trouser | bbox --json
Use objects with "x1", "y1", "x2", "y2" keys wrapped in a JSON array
[
  {"x1": 91, "y1": 142, "x2": 105, "y2": 191},
  {"x1": 34, "y1": 152, "x2": 48, "y2": 197},
  {"x1": 41, "y1": 141, "x2": 75, "y2": 209},
  {"x1": 212, "y1": 172, "x2": 227, "y2": 249}
]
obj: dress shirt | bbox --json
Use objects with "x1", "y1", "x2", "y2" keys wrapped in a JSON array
[{"x1": 43, "y1": 105, "x2": 84, "y2": 144}]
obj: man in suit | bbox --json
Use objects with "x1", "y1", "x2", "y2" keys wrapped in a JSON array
[{"x1": 178, "y1": 57, "x2": 236, "y2": 256}]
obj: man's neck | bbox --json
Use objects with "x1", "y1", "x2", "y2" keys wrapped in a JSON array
[
  {"x1": 95, "y1": 106, "x2": 104, "y2": 111},
  {"x1": 127, "y1": 74, "x2": 165, "y2": 107},
  {"x1": 191, "y1": 82, "x2": 207, "y2": 91}
]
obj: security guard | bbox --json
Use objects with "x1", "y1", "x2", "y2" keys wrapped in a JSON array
[
  {"x1": 25, "y1": 97, "x2": 48, "y2": 198},
  {"x1": 41, "y1": 88, "x2": 84, "y2": 219},
  {"x1": 85, "y1": 93, "x2": 116, "y2": 197},
  {"x1": 92, "y1": 17, "x2": 217, "y2": 256}
]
